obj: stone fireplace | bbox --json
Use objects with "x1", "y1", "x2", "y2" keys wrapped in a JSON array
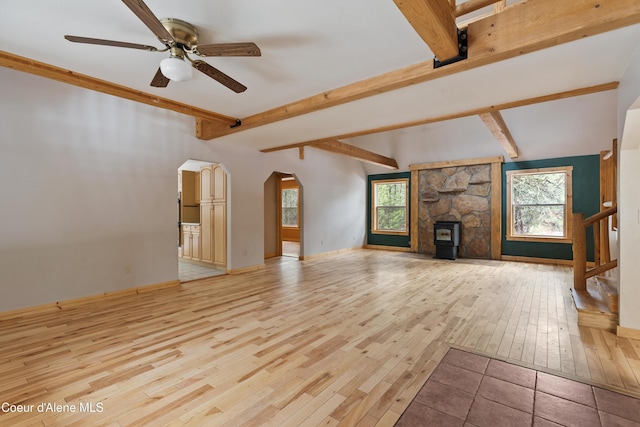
[{"x1": 411, "y1": 158, "x2": 502, "y2": 259}]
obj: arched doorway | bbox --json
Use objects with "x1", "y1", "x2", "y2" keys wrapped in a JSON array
[
  {"x1": 264, "y1": 172, "x2": 303, "y2": 259},
  {"x1": 177, "y1": 159, "x2": 228, "y2": 281}
]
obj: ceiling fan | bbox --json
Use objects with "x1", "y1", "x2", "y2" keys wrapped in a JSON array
[{"x1": 64, "y1": 0, "x2": 261, "y2": 93}]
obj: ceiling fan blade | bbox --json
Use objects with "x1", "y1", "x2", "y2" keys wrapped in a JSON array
[
  {"x1": 195, "y1": 42, "x2": 261, "y2": 57},
  {"x1": 65, "y1": 35, "x2": 158, "y2": 51},
  {"x1": 192, "y1": 60, "x2": 247, "y2": 93},
  {"x1": 150, "y1": 68, "x2": 170, "y2": 87},
  {"x1": 121, "y1": 0, "x2": 174, "y2": 44}
]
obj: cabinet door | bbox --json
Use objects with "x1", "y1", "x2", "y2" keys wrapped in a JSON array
[
  {"x1": 192, "y1": 230, "x2": 200, "y2": 260},
  {"x1": 200, "y1": 203, "x2": 213, "y2": 263},
  {"x1": 213, "y1": 203, "x2": 226, "y2": 266},
  {"x1": 212, "y1": 165, "x2": 227, "y2": 202},
  {"x1": 182, "y1": 226, "x2": 192, "y2": 258},
  {"x1": 200, "y1": 166, "x2": 212, "y2": 203}
]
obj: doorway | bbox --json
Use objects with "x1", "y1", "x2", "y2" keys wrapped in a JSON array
[
  {"x1": 280, "y1": 175, "x2": 300, "y2": 258},
  {"x1": 177, "y1": 159, "x2": 227, "y2": 282},
  {"x1": 264, "y1": 172, "x2": 302, "y2": 259}
]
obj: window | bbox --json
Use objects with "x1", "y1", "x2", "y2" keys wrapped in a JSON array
[
  {"x1": 282, "y1": 187, "x2": 299, "y2": 227},
  {"x1": 372, "y1": 179, "x2": 409, "y2": 235},
  {"x1": 506, "y1": 166, "x2": 573, "y2": 243}
]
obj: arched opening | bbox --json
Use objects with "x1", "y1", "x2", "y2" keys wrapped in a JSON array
[
  {"x1": 264, "y1": 172, "x2": 303, "y2": 260},
  {"x1": 177, "y1": 159, "x2": 228, "y2": 282}
]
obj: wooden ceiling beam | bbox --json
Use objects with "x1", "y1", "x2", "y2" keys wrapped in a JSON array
[
  {"x1": 0, "y1": 50, "x2": 237, "y2": 126},
  {"x1": 197, "y1": 0, "x2": 640, "y2": 140},
  {"x1": 478, "y1": 111, "x2": 518, "y2": 158},
  {"x1": 310, "y1": 140, "x2": 399, "y2": 169},
  {"x1": 264, "y1": 139, "x2": 399, "y2": 169},
  {"x1": 259, "y1": 82, "x2": 617, "y2": 154},
  {"x1": 393, "y1": 0, "x2": 459, "y2": 60},
  {"x1": 454, "y1": 0, "x2": 499, "y2": 17},
  {"x1": 494, "y1": 0, "x2": 506, "y2": 13}
]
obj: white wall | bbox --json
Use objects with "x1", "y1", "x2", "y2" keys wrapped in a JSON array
[
  {"x1": 0, "y1": 67, "x2": 366, "y2": 312},
  {"x1": 617, "y1": 43, "x2": 640, "y2": 330},
  {"x1": 351, "y1": 90, "x2": 618, "y2": 176}
]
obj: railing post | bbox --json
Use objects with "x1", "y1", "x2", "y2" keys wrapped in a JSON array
[
  {"x1": 572, "y1": 212, "x2": 586, "y2": 291},
  {"x1": 593, "y1": 220, "x2": 600, "y2": 267},
  {"x1": 600, "y1": 217, "x2": 611, "y2": 264}
]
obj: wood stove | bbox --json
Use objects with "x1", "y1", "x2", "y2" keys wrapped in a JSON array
[{"x1": 434, "y1": 221, "x2": 461, "y2": 260}]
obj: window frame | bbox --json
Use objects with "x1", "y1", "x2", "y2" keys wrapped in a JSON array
[
  {"x1": 506, "y1": 166, "x2": 573, "y2": 243},
  {"x1": 371, "y1": 178, "x2": 409, "y2": 236},
  {"x1": 281, "y1": 182, "x2": 299, "y2": 229}
]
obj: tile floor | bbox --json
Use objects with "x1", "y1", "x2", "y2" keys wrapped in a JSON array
[
  {"x1": 396, "y1": 348, "x2": 640, "y2": 427},
  {"x1": 178, "y1": 259, "x2": 225, "y2": 282}
]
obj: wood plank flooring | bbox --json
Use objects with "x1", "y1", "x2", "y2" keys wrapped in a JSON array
[{"x1": 1, "y1": 250, "x2": 639, "y2": 426}]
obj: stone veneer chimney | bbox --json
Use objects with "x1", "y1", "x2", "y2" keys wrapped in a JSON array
[{"x1": 417, "y1": 164, "x2": 492, "y2": 258}]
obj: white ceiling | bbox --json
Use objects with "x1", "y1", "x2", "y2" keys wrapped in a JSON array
[{"x1": 2, "y1": 1, "x2": 640, "y2": 163}]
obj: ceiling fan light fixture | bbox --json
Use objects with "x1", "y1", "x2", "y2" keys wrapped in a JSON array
[{"x1": 160, "y1": 56, "x2": 193, "y2": 82}]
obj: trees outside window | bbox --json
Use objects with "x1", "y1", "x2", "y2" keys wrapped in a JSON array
[
  {"x1": 372, "y1": 179, "x2": 408, "y2": 234},
  {"x1": 282, "y1": 188, "x2": 298, "y2": 227},
  {"x1": 506, "y1": 166, "x2": 573, "y2": 243}
]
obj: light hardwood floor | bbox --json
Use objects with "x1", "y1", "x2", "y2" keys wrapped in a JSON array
[{"x1": 1, "y1": 250, "x2": 639, "y2": 426}]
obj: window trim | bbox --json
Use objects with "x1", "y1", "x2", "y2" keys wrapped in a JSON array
[
  {"x1": 506, "y1": 166, "x2": 573, "y2": 243},
  {"x1": 371, "y1": 178, "x2": 409, "y2": 236},
  {"x1": 281, "y1": 185, "x2": 299, "y2": 229}
]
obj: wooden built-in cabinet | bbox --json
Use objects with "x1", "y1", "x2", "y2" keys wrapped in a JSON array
[
  {"x1": 213, "y1": 203, "x2": 226, "y2": 265},
  {"x1": 200, "y1": 165, "x2": 227, "y2": 203},
  {"x1": 200, "y1": 205, "x2": 213, "y2": 264},
  {"x1": 182, "y1": 224, "x2": 200, "y2": 260},
  {"x1": 199, "y1": 164, "x2": 227, "y2": 268},
  {"x1": 180, "y1": 164, "x2": 227, "y2": 269}
]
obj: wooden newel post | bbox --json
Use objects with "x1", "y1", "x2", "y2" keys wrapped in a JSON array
[{"x1": 572, "y1": 212, "x2": 586, "y2": 291}]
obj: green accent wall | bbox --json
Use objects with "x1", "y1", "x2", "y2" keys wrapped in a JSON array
[
  {"x1": 367, "y1": 172, "x2": 411, "y2": 247},
  {"x1": 502, "y1": 155, "x2": 600, "y2": 261}
]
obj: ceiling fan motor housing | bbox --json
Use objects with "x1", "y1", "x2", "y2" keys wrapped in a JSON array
[{"x1": 160, "y1": 18, "x2": 199, "y2": 50}]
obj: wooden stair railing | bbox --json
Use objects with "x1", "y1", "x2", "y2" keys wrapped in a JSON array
[{"x1": 572, "y1": 206, "x2": 618, "y2": 291}]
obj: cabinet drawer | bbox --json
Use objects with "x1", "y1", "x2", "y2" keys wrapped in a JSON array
[{"x1": 191, "y1": 226, "x2": 200, "y2": 233}]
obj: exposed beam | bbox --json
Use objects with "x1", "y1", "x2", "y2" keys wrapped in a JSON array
[
  {"x1": 283, "y1": 140, "x2": 398, "y2": 169},
  {"x1": 454, "y1": 0, "x2": 499, "y2": 17},
  {"x1": 261, "y1": 138, "x2": 399, "y2": 169},
  {"x1": 259, "y1": 82, "x2": 618, "y2": 153},
  {"x1": 478, "y1": 111, "x2": 519, "y2": 158},
  {"x1": 393, "y1": 0, "x2": 459, "y2": 60},
  {"x1": 197, "y1": 0, "x2": 640, "y2": 140},
  {"x1": 494, "y1": 0, "x2": 506, "y2": 13},
  {"x1": 0, "y1": 50, "x2": 237, "y2": 126}
]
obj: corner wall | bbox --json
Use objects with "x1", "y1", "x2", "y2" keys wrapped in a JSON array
[
  {"x1": 0, "y1": 67, "x2": 366, "y2": 312},
  {"x1": 617, "y1": 43, "x2": 640, "y2": 330}
]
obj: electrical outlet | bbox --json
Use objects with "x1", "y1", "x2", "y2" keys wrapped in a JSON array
[{"x1": 124, "y1": 265, "x2": 132, "y2": 274}]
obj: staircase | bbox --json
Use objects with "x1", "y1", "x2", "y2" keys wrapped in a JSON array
[
  {"x1": 571, "y1": 276, "x2": 618, "y2": 331},
  {"x1": 571, "y1": 140, "x2": 618, "y2": 331}
]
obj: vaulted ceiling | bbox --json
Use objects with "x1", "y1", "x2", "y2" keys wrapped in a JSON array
[{"x1": 2, "y1": 0, "x2": 640, "y2": 170}]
